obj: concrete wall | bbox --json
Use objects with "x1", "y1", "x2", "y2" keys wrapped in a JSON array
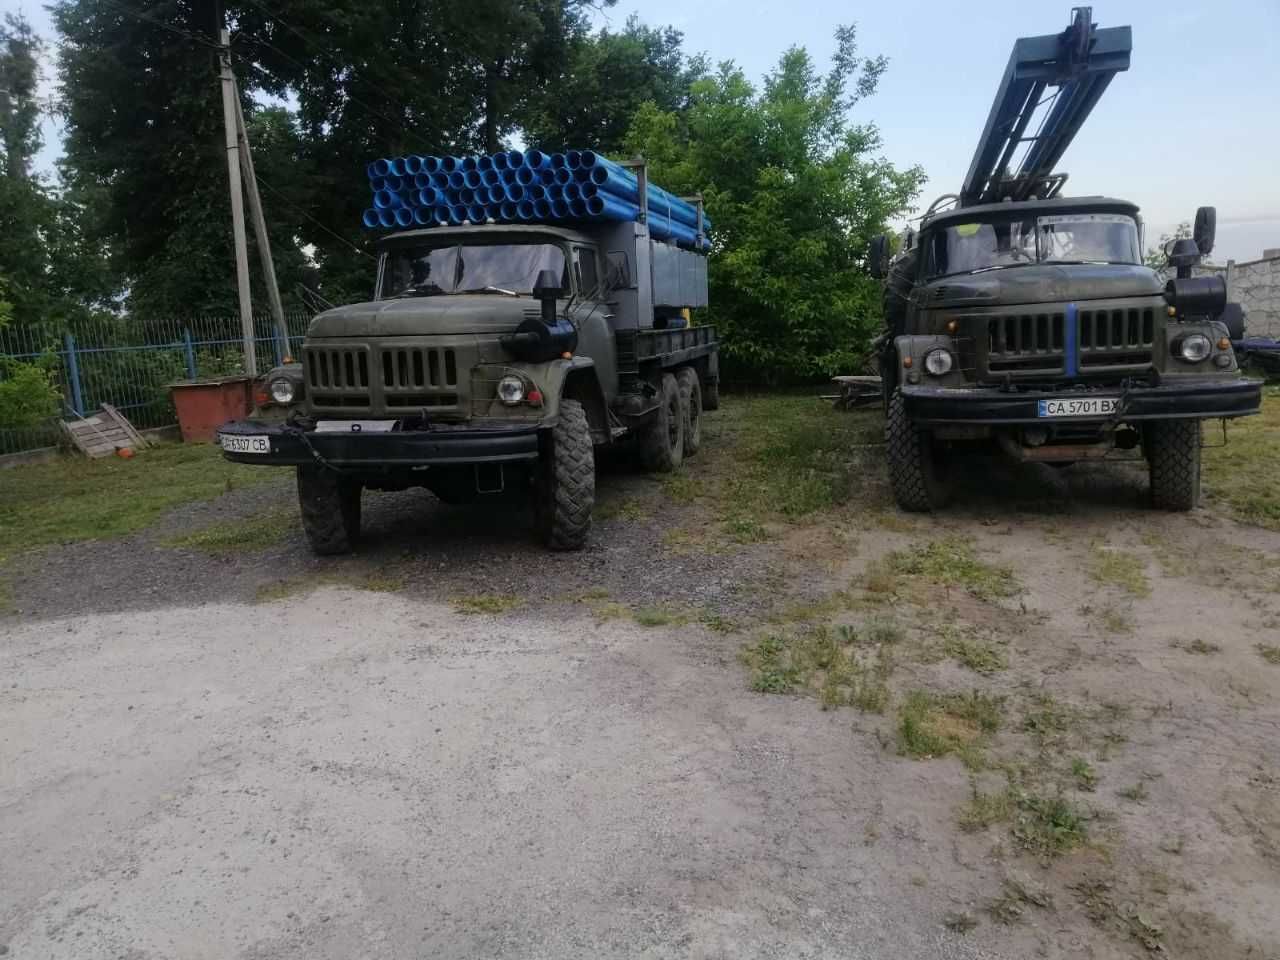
[{"x1": 1192, "y1": 255, "x2": 1280, "y2": 339}]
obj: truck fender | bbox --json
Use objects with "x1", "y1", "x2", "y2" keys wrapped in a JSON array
[{"x1": 540, "y1": 358, "x2": 609, "y2": 441}]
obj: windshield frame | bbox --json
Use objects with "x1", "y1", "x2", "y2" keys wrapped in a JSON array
[
  {"x1": 375, "y1": 237, "x2": 573, "y2": 301},
  {"x1": 921, "y1": 211, "x2": 1142, "y2": 280}
]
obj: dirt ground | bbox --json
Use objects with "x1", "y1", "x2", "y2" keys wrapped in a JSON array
[{"x1": 2, "y1": 396, "x2": 1279, "y2": 959}]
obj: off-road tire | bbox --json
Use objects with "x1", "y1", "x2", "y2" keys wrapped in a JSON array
[
  {"x1": 702, "y1": 377, "x2": 721, "y2": 411},
  {"x1": 535, "y1": 399, "x2": 595, "y2": 550},
  {"x1": 297, "y1": 465, "x2": 362, "y2": 555},
  {"x1": 639, "y1": 373, "x2": 685, "y2": 472},
  {"x1": 1146, "y1": 419, "x2": 1202, "y2": 511},
  {"x1": 885, "y1": 388, "x2": 952, "y2": 512},
  {"x1": 676, "y1": 367, "x2": 703, "y2": 457}
]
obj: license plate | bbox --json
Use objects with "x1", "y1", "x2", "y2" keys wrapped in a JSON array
[
  {"x1": 220, "y1": 434, "x2": 271, "y2": 454},
  {"x1": 1037, "y1": 397, "x2": 1119, "y2": 418},
  {"x1": 314, "y1": 420, "x2": 397, "y2": 434}
]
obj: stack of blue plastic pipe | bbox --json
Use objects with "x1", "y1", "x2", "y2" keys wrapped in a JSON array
[{"x1": 361, "y1": 149, "x2": 711, "y2": 251}]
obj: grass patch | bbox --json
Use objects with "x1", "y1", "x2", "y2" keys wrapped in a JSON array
[
  {"x1": 942, "y1": 911, "x2": 978, "y2": 934},
  {"x1": 1021, "y1": 694, "x2": 1080, "y2": 746},
  {"x1": 0, "y1": 442, "x2": 280, "y2": 558},
  {"x1": 741, "y1": 621, "x2": 899, "y2": 712},
  {"x1": 959, "y1": 784, "x2": 1017, "y2": 832},
  {"x1": 1204, "y1": 388, "x2": 1280, "y2": 529},
  {"x1": 593, "y1": 496, "x2": 647, "y2": 522},
  {"x1": 897, "y1": 690, "x2": 1003, "y2": 763},
  {"x1": 660, "y1": 472, "x2": 703, "y2": 503},
  {"x1": 1011, "y1": 787, "x2": 1089, "y2": 857},
  {"x1": 452, "y1": 593, "x2": 522, "y2": 615},
  {"x1": 633, "y1": 604, "x2": 691, "y2": 627},
  {"x1": 1257, "y1": 643, "x2": 1280, "y2": 665},
  {"x1": 1177, "y1": 638, "x2": 1221, "y2": 655},
  {"x1": 885, "y1": 537, "x2": 1020, "y2": 601},
  {"x1": 700, "y1": 611, "x2": 739, "y2": 633},
  {"x1": 575, "y1": 589, "x2": 631, "y2": 622},
  {"x1": 1088, "y1": 545, "x2": 1151, "y2": 598},
  {"x1": 1083, "y1": 601, "x2": 1134, "y2": 635},
  {"x1": 1117, "y1": 781, "x2": 1149, "y2": 803},
  {"x1": 0, "y1": 577, "x2": 14, "y2": 615},
  {"x1": 165, "y1": 510, "x2": 294, "y2": 554},
  {"x1": 1071, "y1": 758, "x2": 1099, "y2": 792},
  {"x1": 723, "y1": 515, "x2": 770, "y2": 544},
  {"x1": 254, "y1": 570, "x2": 405, "y2": 603},
  {"x1": 941, "y1": 627, "x2": 1008, "y2": 675}
]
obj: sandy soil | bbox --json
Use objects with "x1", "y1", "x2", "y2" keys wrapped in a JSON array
[{"x1": 2, "y1": 406, "x2": 1278, "y2": 959}]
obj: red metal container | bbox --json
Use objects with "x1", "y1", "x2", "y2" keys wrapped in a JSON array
[{"x1": 168, "y1": 376, "x2": 253, "y2": 443}]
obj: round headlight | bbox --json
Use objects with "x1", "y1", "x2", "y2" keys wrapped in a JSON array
[
  {"x1": 1179, "y1": 334, "x2": 1212, "y2": 363},
  {"x1": 924, "y1": 348, "x2": 954, "y2": 377},
  {"x1": 269, "y1": 377, "x2": 296, "y2": 404},
  {"x1": 497, "y1": 374, "x2": 526, "y2": 405}
]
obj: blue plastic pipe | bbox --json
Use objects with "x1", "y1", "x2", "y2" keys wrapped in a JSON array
[
  {"x1": 503, "y1": 184, "x2": 525, "y2": 202},
  {"x1": 566, "y1": 150, "x2": 582, "y2": 169},
  {"x1": 366, "y1": 161, "x2": 380, "y2": 180},
  {"x1": 457, "y1": 187, "x2": 476, "y2": 205},
  {"x1": 567, "y1": 197, "x2": 587, "y2": 218},
  {"x1": 477, "y1": 154, "x2": 493, "y2": 172},
  {"x1": 394, "y1": 207, "x2": 414, "y2": 227},
  {"x1": 524, "y1": 149, "x2": 549, "y2": 170},
  {"x1": 362, "y1": 208, "x2": 380, "y2": 228},
  {"x1": 514, "y1": 166, "x2": 535, "y2": 186},
  {"x1": 441, "y1": 156, "x2": 459, "y2": 173},
  {"x1": 468, "y1": 203, "x2": 487, "y2": 223},
  {"x1": 563, "y1": 183, "x2": 581, "y2": 202},
  {"x1": 533, "y1": 198, "x2": 552, "y2": 219},
  {"x1": 404, "y1": 155, "x2": 423, "y2": 175},
  {"x1": 373, "y1": 189, "x2": 402, "y2": 210},
  {"x1": 550, "y1": 153, "x2": 567, "y2": 170},
  {"x1": 413, "y1": 207, "x2": 434, "y2": 226},
  {"x1": 448, "y1": 205, "x2": 468, "y2": 224},
  {"x1": 487, "y1": 185, "x2": 505, "y2": 203},
  {"x1": 506, "y1": 150, "x2": 524, "y2": 168},
  {"x1": 378, "y1": 208, "x2": 396, "y2": 228},
  {"x1": 539, "y1": 169, "x2": 557, "y2": 186},
  {"x1": 460, "y1": 156, "x2": 477, "y2": 172},
  {"x1": 422, "y1": 156, "x2": 441, "y2": 174},
  {"x1": 516, "y1": 199, "x2": 536, "y2": 220},
  {"x1": 500, "y1": 201, "x2": 518, "y2": 220},
  {"x1": 482, "y1": 168, "x2": 502, "y2": 187},
  {"x1": 448, "y1": 171, "x2": 465, "y2": 189},
  {"x1": 464, "y1": 170, "x2": 483, "y2": 189},
  {"x1": 413, "y1": 173, "x2": 431, "y2": 190},
  {"x1": 525, "y1": 183, "x2": 546, "y2": 201},
  {"x1": 418, "y1": 187, "x2": 439, "y2": 206},
  {"x1": 371, "y1": 158, "x2": 393, "y2": 178},
  {"x1": 491, "y1": 152, "x2": 509, "y2": 171},
  {"x1": 549, "y1": 197, "x2": 568, "y2": 218},
  {"x1": 586, "y1": 193, "x2": 640, "y2": 222}
]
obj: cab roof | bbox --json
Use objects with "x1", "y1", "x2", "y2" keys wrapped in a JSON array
[
  {"x1": 924, "y1": 196, "x2": 1140, "y2": 229},
  {"x1": 378, "y1": 223, "x2": 598, "y2": 248}
]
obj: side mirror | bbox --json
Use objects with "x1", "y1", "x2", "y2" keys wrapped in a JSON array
[
  {"x1": 533, "y1": 268, "x2": 562, "y2": 324},
  {"x1": 1193, "y1": 206, "x2": 1216, "y2": 257},
  {"x1": 868, "y1": 235, "x2": 890, "y2": 280}
]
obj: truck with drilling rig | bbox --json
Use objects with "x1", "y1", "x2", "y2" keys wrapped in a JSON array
[
  {"x1": 868, "y1": 8, "x2": 1260, "y2": 511},
  {"x1": 217, "y1": 154, "x2": 717, "y2": 553}
]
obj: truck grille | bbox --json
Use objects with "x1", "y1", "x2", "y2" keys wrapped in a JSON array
[
  {"x1": 380, "y1": 346, "x2": 459, "y2": 408},
  {"x1": 987, "y1": 314, "x2": 1065, "y2": 372},
  {"x1": 306, "y1": 346, "x2": 371, "y2": 407},
  {"x1": 1079, "y1": 307, "x2": 1154, "y2": 368}
]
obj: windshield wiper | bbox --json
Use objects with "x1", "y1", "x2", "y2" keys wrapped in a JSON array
[
  {"x1": 968, "y1": 262, "x2": 1037, "y2": 275},
  {"x1": 458, "y1": 286, "x2": 521, "y2": 297}
]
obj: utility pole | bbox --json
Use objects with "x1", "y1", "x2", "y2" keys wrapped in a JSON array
[
  {"x1": 232, "y1": 78, "x2": 291, "y2": 362},
  {"x1": 218, "y1": 28, "x2": 257, "y2": 374}
]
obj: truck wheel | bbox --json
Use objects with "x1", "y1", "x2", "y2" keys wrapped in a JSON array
[
  {"x1": 297, "y1": 465, "x2": 362, "y2": 555},
  {"x1": 702, "y1": 378, "x2": 720, "y2": 411},
  {"x1": 535, "y1": 398, "x2": 595, "y2": 550},
  {"x1": 1146, "y1": 419, "x2": 1202, "y2": 511},
  {"x1": 639, "y1": 373, "x2": 685, "y2": 472},
  {"x1": 886, "y1": 388, "x2": 952, "y2": 511},
  {"x1": 676, "y1": 367, "x2": 702, "y2": 456}
]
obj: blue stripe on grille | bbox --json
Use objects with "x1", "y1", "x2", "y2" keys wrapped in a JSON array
[{"x1": 1064, "y1": 303, "x2": 1079, "y2": 376}]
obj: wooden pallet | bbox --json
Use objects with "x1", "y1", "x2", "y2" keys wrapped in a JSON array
[{"x1": 60, "y1": 404, "x2": 150, "y2": 459}]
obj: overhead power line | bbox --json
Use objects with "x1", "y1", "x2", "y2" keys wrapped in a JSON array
[
  {"x1": 94, "y1": 0, "x2": 221, "y2": 49},
  {"x1": 253, "y1": 172, "x2": 376, "y2": 261}
]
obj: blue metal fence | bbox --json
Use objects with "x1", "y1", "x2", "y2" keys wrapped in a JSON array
[{"x1": 0, "y1": 311, "x2": 313, "y2": 456}]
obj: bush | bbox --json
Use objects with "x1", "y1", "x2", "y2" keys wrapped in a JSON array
[{"x1": 0, "y1": 355, "x2": 63, "y2": 429}]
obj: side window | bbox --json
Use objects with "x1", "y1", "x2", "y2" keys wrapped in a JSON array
[{"x1": 574, "y1": 247, "x2": 599, "y2": 296}]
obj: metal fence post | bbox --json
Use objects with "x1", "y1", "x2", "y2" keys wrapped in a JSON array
[
  {"x1": 182, "y1": 328, "x2": 197, "y2": 379},
  {"x1": 63, "y1": 332, "x2": 85, "y2": 417}
]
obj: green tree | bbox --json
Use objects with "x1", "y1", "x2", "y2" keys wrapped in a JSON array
[
  {"x1": 626, "y1": 26, "x2": 924, "y2": 383},
  {"x1": 1144, "y1": 221, "x2": 1191, "y2": 271},
  {"x1": 524, "y1": 15, "x2": 704, "y2": 154}
]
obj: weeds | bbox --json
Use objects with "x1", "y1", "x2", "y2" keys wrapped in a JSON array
[
  {"x1": 452, "y1": 593, "x2": 522, "y2": 615},
  {"x1": 723, "y1": 515, "x2": 770, "y2": 544},
  {"x1": 1088, "y1": 545, "x2": 1152, "y2": 598},
  {"x1": 1203, "y1": 392, "x2": 1280, "y2": 529},
  {"x1": 1011, "y1": 788, "x2": 1088, "y2": 857},
  {"x1": 941, "y1": 627, "x2": 1008, "y2": 675},
  {"x1": 1117, "y1": 781, "x2": 1149, "y2": 803},
  {"x1": 594, "y1": 496, "x2": 647, "y2": 522},
  {"x1": 164, "y1": 510, "x2": 294, "y2": 554},
  {"x1": 1178, "y1": 638, "x2": 1221, "y2": 655},
  {"x1": 743, "y1": 622, "x2": 899, "y2": 712},
  {"x1": 633, "y1": 604, "x2": 690, "y2": 627},
  {"x1": 1071, "y1": 758, "x2": 1099, "y2": 792},
  {"x1": 959, "y1": 784, "x2": 1016, "y2": 832},
  {"x1": 942, "y1": 912, "x2": 978, "y2": 934},
  {"x1": 897, "y1": 690, "x2": 1003, "y2": 763},
  {"x1": 1257, "y1": 643, "x2": 1280, "y2": 665},
  {"x1": 254, "y1": 570, "x2": 405, "y2": 603},
  {"x1": 885, "y1": 537, "x2": 1020, "y2": 601}
]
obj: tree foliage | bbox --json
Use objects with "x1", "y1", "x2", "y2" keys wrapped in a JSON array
[{"x1": 626, "y1": 26, "x2": 925, "y2": 382}]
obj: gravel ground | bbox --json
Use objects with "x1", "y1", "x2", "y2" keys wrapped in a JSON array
[{"x1": 3, "y1": 404, "x2": 1280, "y2": 959}]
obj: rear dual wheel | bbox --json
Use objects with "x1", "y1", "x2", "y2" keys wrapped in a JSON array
[{"x1": 639, "y1": 372, "x2": 685, "y2": 472}]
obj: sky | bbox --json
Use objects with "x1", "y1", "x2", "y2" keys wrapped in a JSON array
[{"x1": 13, "y1": 0, "x2": 1280, "y2": 262}]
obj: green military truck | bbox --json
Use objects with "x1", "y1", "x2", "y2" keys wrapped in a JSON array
[
  {"x1": 218, "y1": 214, "x2": 717, "y2": 553},
  {"x1": 867, "y1": 9, "x2": 1260, "y2": 511}
]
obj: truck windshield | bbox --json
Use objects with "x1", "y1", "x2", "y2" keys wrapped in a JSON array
[
  {"x1": 923, "y1": 213, "x2": 1140, "y2": 278},
  {"x1": 381, "y1": 242, "x2": 568, "y2": 298}
]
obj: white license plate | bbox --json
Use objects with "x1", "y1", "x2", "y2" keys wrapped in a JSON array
[
  {"x1": 220, "y1": 434, "x2": 271, "y2": 454},
  {"x1": 314, "y1": 420, "x2": 397, "y2": 434},
  {"x1": 1037, "y1": 397, "x2": 1119, "y2": 418}
]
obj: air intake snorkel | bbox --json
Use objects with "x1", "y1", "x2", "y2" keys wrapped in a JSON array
[{"x1": 500, "y1": 268, "x2": 579, "y2": 362}]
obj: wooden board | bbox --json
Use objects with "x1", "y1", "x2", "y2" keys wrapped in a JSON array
[{"x1": 61, "y1": 406, "x2": 149, "y2": 458}]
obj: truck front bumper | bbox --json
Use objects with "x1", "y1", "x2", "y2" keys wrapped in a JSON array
[
  {"x1": 216, "y1": 419, "x2": 542, "y2": 468},
  {"x1": 902, "y1": 378, "x2": 1262, "y2": 426}
]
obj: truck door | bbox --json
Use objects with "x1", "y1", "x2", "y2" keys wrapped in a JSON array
[{"x1": 571, "y1": 245, "x2": 618, "y2": 399}]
